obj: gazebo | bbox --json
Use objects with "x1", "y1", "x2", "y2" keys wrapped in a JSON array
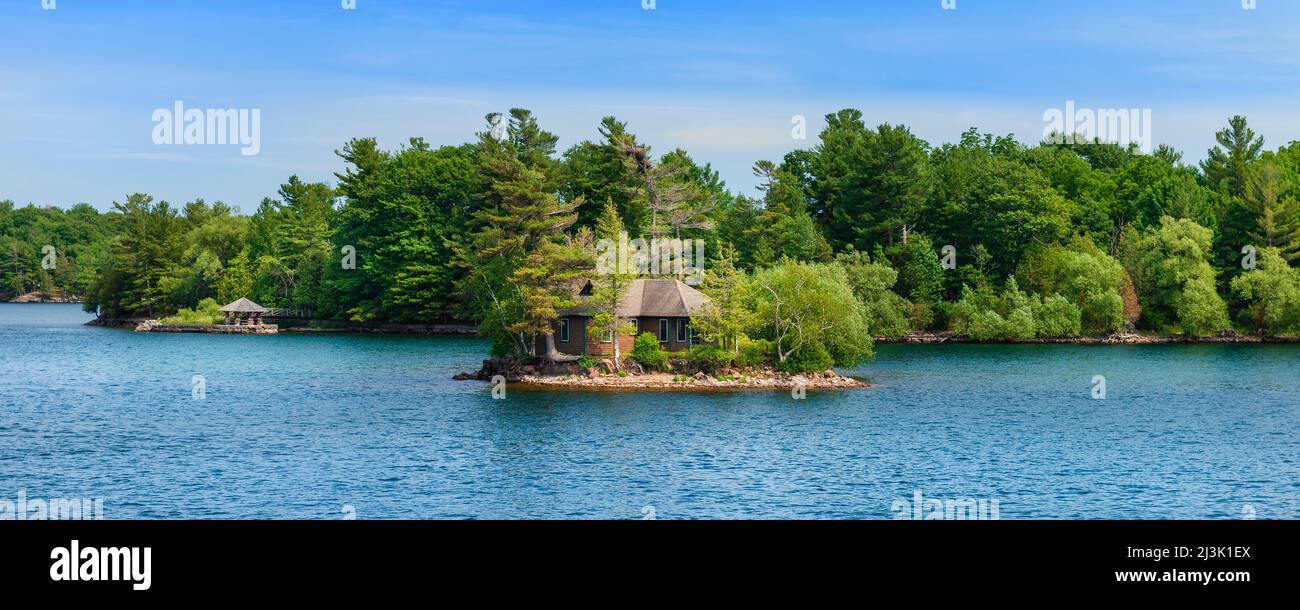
[{"x1": 219, "y1": 298, "x2": 269, "y2": 326}]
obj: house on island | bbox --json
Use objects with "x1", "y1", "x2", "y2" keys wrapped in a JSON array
[{"x1": 541, "y1": 278, "x2": 710, "y2": 357}]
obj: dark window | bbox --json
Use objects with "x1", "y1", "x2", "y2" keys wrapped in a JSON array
[
  {"x1": 677, "y1": 319, "x2": 687, "y2": 342},
  {"x1": 601, "y1": 329, "x2": 613, "y2": 343},
  {"x1": 558, "y1": 319, "x2": 569, "y2": 342},
  {"x1": 658, "y1": 319, "x2": 668, "y2": 342}
]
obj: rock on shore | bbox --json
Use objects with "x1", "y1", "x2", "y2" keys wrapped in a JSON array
[{"x1": 453, "y1": 358, "x2": 870, "y2": 390}]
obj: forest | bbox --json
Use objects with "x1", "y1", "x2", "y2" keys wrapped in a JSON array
[{"x1": 3, "y1": 109, "x2": 1299, "y2": 371}]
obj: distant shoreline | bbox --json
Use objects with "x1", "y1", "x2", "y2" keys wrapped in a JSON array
[
  {"x1": 874, "y1": 331, "x2": 1300, "y2": 345},
  {"x1": 73, "y1": 316, "x2": 1300, "y2": 343},
  {"x1": 84, "y1": 316, "x2": 478, "y2": 335},
  {"x1": 3, "y1": 293, "x2": 81, "y2": 304}
]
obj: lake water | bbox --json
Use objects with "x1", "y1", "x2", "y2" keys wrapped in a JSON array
[{"x1": 1, "y1": 303, "x2": 1296, "y2": 519}]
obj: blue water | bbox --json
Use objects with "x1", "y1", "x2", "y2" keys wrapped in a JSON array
[{"x1": 1, "y1": 303, "x2": 1296, "y2": 519}]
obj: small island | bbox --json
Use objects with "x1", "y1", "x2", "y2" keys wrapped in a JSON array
[{"x1": 134, "y1": 297, "x2": 278, "y2": 334}]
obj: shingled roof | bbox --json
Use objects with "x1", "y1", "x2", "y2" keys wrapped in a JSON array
[
  {"x1": 559, "y1": 278, "x2": 708, "y2": 317},
  {"x1": 219, "y1": 297, "x2": 268, "y2": 313}
]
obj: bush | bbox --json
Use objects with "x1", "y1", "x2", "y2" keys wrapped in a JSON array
[
  {"x1": 161, "y1": 297, "x2": 223, "y2": 325},
  {"x1": 737, "y1": 337, "x2": 773, "y2": 368},
  {"x1": 778, "y1": 341, "x2": 834, "y2": 374},
  {"x1": 946, "y1": 279, "x2": 1036, "y2": 340},
  {"x1": 1033, "y1": 294, "x2": 1082, "y2": 337},
  {"x1": 1231, "y1": 247, "x2": 1300, "y2": 335},
  {"x1": 577, "y1": 355, "x2": 599, "y2": 371},
  {"x1": 631, "y1": 332, "x2": 668, "y2": 370},
  {"x1": 687, "y1": 344, "x2": 734, "y2": 372}
]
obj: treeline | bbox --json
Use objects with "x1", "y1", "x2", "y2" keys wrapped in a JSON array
[{"x1": 4, "y1": 109, "x2": 1299, "y2": 345}]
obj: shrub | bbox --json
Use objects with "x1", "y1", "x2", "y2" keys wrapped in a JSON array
[
  {"x1": 1231, "y1": 247, "x2": 1300, "y2": 335},
  {"x1": 161, "y1": 297, "x2": 223, "y2": 325},
  {"x1": 778, "y1": 341, "x2": 834, "y2": 374},
  {"x1": 737, "y1": 337, "x2": 773, "y2": 368},
  {"x1": 1033, "y1": 294, "x2": 1082, "y2": 337},
  {"x1": 577, "y1": 355, "x2": 599, "y2": 371},
  {"x1": 835, "y1": 249, "x2": 912, "y2": 338},
  {"x1": 1018, "y1": 237, "x2": 1125, "y2": 333},
  {"x1": 687, "y1": 344, "x2": 734, "y2": 372},
  {"x1": 631, "y1": 332, "x2": 668, "y2": 370}
]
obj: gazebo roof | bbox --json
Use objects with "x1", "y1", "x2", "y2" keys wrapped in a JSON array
[{"x1": 219, "y1": 297, "x2": 268, "y2": 313}]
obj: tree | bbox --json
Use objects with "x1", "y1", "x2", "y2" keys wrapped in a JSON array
[
  {"x1": 808, "y1": 112, "x2": 931, "y2": 250},
  {"x1": 613, "y1": 133, "x2": 698, "y2": 240},
  {"x1": 1231, "y1": 247, "x2": 1300, "y2": 335},
  {"x1": 1119, "y1": 217, "x2": 1230, "y2": 335},
  {"x1": 84, "y1": 194, "x2": 183, "y2": 318},
  {"x1": 835, "y1": 249, "x2": 911, "y2": 338},
  {"x1": 1201, "y1": 116, "x2": 1264, "y2": 198},
  {"x1": 1017, "y1": 237, "x2": 1125, "y2": 334},
  {"x1": 459, "y1": 111, "x2": 586, "y2": 359},
  {"x1": 589, "y1": 201, "x2": 637, "y2": 368},
  {"x1": 750, "y1": 261, "x2": 872, "y2": 369},
  {"x1": 1245, "y1": 159, "x2": 1300, "y2": 261},
  {"x1": 693, "y1": 241, "x2": 752, "y2": 354},
  {"x1": 561, "y1": 116, "x2": 641, "y2": 230}
]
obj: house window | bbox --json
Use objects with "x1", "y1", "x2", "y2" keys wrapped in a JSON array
[
  {"x1": 677, "y1": 319, "x2": 687, "y2": 342},
  {"x1": 558, "y1": 319, "x2": 569, "y2": 343},
  {"x1": 601, "y1": 329, "x2": 613, "y2": 343},
  {"x1": 658, "y1": 319, "x2": 669, "y2": 342}
]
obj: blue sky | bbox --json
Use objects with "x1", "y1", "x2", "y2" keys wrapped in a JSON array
[{"x1": 3, "y1": 0, "x2": 1299, "y2": 211}]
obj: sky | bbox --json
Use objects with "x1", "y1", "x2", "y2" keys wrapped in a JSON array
[{"x1": 2, "y1": 0, "x2": 1299, "y2": 212}]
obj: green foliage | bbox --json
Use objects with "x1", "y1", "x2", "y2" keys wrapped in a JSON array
[
  {"x1": 736, "y1": 337, "x2": 774, "y2": 368},
  {"x1": 160, "y1": 297, "x2": 223, "y2": 325},
  {"x1": 1032, "y1": 294, "x2": 1083, "y2": 338},
  {"x1": 946, "y1": 277, "x2": 1085, "y2": 340},
  {"x1": 809, "y1": 111, "x2": 931, "y2": 250},
  {"x1": 889, "y1": 233, "x2": 945, "y2": 306},
  {"x1": 692, "y1": 242, "x2": 753, "y2": 353},
  {"x1": 778, "y1": 341, "x2": 834, "y2": 374},
  {"x1": 835, "y1": 248, "x2": 911, "y2": 338},
  {"x1": 589, "y1": 200, "x2": 638, "y2": 366},
  {"x1": 1231, "y1": 247, "x2": 1300, "y2": 335},
  {"x1": 1120, "y1": 217, "x2": 1230, "y2": 335},
  {"x1": 631, "y1": 332, "x2": 668, "y2": 370},
  {"x1": 750, "y1": 260, "x2": 873, "y2": 368},
  {"x1": 947, "y1": 280, "x2": 1037, "y2": 341},
  {"x1": 21, "y1": 107, "x2": 1300, "y2": 351},
  {"x1": 687, "y1": 344, "x2": 735, "y2": 372},
  {"x1": 1017, "y1": 237, "x2": 1124, "y2": 333}
]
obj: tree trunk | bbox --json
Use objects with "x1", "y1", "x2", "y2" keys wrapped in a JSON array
[
  {"x1": 612, "y1": 333, "x2": 622, "y2": 371},
  {"x1": 543, "y1": 332, "x2": 580, "y2": 363}
]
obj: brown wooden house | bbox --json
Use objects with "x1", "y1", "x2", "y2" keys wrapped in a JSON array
[{"x1": 539, "y1": 278, "x2": 710, "y2": 357}]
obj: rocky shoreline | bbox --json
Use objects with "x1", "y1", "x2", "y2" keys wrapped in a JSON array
[
  {"x1": 5, "y1": 292, "x2": 81, "y2": 303},
  {"x1": 875, "y1": 331, "x2": 1300, "y2": 344},
  {"x1": 133, "y1": 320, "x2": 279, "y2": 334},
  {"x1": 453, "y1": 358, "x2": 870, "y2": 391}
]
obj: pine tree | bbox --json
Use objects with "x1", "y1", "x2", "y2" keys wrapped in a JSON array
[
  {"x1": 1246, "y1": 159, "x2": 1300, "y2": 261},
  {"x1": 694, "y1": 241, "x2": 752, "y2": 354},
  {"x1": 589, "y1": 200, "x2": 637, "y2": 369}
]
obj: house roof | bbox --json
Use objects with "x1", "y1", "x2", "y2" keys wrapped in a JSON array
[
  {"x1": 559, "y1": 278, "x2": 708, "y2": 318},
  {"x1": 219, "y1": 297, "x2": 268, "y2": 313}
]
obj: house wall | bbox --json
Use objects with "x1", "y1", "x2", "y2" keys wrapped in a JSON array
[
  {"x1": 636, "y1": 317, "x2": 694, "y2": 353},
  {"x1": 543, "y1": 316, "x2": 697, "y2": 357}
]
